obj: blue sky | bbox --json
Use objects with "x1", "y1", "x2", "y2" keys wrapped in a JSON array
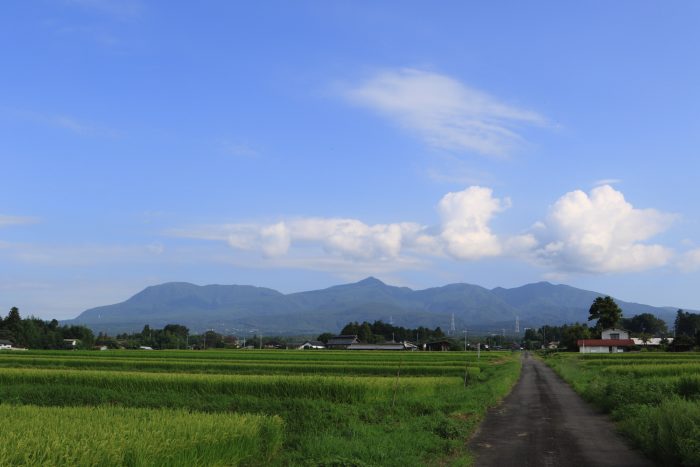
[{"x1": 2, "y1": 0, "x2": 700, "y2": 320}]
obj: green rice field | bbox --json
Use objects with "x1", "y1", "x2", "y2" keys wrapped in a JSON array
[
  {"x1": 543, "y1": 352, "x2": 700, "y2": 466},
  {"x1": 0, "y1": 349, "x2": 521, "y2": 466}
]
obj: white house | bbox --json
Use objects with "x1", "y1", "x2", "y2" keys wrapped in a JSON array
[
  {"x1": 578, "y1": 328, "x2": 635, "y2": 353},
  {"x1": 601, "y1": 328, "x2": 629, "y2": 340},
  {"x1": 0, "y1": 339, "x2": 13, "y2": 350}
]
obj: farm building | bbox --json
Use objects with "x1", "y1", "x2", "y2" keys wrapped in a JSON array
[
  {"x1": 326, "y1": 335, "x2": 360, "y2": 350},
  {"x1": 293, "y1": 341, "x2": 326, "y2": 350},
  {"x1": 578, "y1": 328, "x2": 634, "y2": 353},
  {"x1": 0, "y1": 339, "x2": 13, "y2": 350},
  {"x1": 424, "y1": 340, "x2": 451, "y2": 351},
  {"x1": 63, "y1": 338, "x2": 81, "y2": 349},
  {"x1": 631, "y1": 337, "x2": 673, "y2": 347},
  {"x1": 577, "y1": 339, "x2": 635, "y2": 353},
  {"x1": 347, "y1": 341, "x2": 418, "y2": 351}
]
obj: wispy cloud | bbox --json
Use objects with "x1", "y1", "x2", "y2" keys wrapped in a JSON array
[
  {"x1": 678, "y1": 248, "x2": 700, "y2": 272},
  {"x1": 7, "y1": 108, "x2": 120, "y2": 137},
  {"x1": 64, "y1": 0, "x2": 144, "y2": 20},
  {"x1": 344, "y1": 68, "x2": 547, "y2": 157},
  {"x1": 220, "y1": 140, "x2": 259, "y2": 158},
  {"x1": 0, "y1": 242, "x2": 164, "y2": 267},
  {"x1": 594, "y1": 178, "x2": 623, "y2": 187},
  {"x1": 0, "y1": 215, "x2": 38, "y2": 227}
]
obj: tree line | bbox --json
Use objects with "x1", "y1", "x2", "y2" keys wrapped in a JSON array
[
  {"x1": 317, "y1": 320, "x2": 446, "y2": 344},
  {"x1": 0, "y1": 307, "x2": 95, "y2": 349}
]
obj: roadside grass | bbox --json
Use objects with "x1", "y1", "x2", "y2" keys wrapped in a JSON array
[
  {"x1": 543, "y1": 352, "x2": 700, "y2": 466},
  {"x1": 0, "y1": 350, "x2": 521, "y2": 466}
]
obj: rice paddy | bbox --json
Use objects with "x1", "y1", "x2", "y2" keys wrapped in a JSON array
[{"x1": 0, "y1": 349, "x2": 521, "y2": 466}]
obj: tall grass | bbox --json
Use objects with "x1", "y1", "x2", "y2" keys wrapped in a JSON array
[{"x1": 544, "y1": 353, "x2": 700, "y2": 465}]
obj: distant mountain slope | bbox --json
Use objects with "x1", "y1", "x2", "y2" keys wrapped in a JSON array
[{"x1": 64, "y1": 277, "x2": 680, "y2": 335}]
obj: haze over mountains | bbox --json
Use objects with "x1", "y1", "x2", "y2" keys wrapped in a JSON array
[{"x1": 64, "y1": 278, "x2": 681, "y2": 336}]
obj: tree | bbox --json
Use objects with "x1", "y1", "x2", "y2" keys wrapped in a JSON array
[
  {"x1": 621, "y1": 313, "x2": 668, "y2": 336},
  {"x1": 674, "y1": 309, "x2": 700, "y2": 338},
  {"x1": 588, "y1": 296, "x2": 623, "y2": 332},
  {"x1": 559, "y1": 323, "x2": 591, "y2": 351},
  {"x1": 316, "y1": 332, "x2": 334, "y2": 344}
]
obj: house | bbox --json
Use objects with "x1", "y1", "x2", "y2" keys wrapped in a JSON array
[
  {"x1": 0, "y1": 339, "x2": 13, "y2": 350},
  {"x1": 547, "y1": 341, "x2": 560, "y2": 350},
  {"x1": 63, "y1": 338, "x2": 81, "y2": 349},
  {"x1": 578, "y1": 328, "x2": 634, "y2": 353},
  {"x1": 601, "y1": 328, "x2": 630, "y2": 340},
  {"x1": 424, "y1": 340, "x2": 451, "y2": 351},
  {"x1": 347, "y1": 341, "x2": 418, "y2": 351},
  {"x1": 296, "y1": 341, "x2": 326, "y2": 350},
  {"x1": 325, "y1": 335, "x2": 360, "y2": 350}
]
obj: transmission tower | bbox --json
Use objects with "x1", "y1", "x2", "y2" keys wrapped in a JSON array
[
  {"x1": 450, "y1": 313, "x2": 456, "y2": 335},
  {"x1": 515, "y1": 316, "x2": 520, "y2": 334}
]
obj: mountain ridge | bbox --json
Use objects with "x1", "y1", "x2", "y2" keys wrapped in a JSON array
[{"x1": 64, "y1": 277, "x2": 682, "y2": 335}]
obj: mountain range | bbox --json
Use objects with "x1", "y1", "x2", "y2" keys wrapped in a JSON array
[{"x1": 63, "y1": 277, "x2": 682, "y2": 336}]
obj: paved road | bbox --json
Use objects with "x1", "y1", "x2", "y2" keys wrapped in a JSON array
[{"x1": 469, "y1": 352, "x2": 653, "y2": 467}]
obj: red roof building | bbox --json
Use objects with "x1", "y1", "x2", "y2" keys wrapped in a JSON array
[{"x1": 577, "y1": 338, "x2": 635, "y2": 353}]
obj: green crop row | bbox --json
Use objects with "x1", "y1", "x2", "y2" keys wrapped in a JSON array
[
  {"x1": 0, "y1": 355, "x2": 480, "y2": 377},
  {"x1": 0, "y1": 351, "x2": 520, "y2": 466},
  {"x1": 0, "y1": 404, "x2": 283, "y2": 466},
  {"x1": 5, "y1": 348, "x2": 505, "y2": 363}
]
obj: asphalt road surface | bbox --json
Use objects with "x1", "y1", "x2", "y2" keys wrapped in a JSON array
[{"x1": 469, "y1": 352, "x2": 653, "y2": 467}]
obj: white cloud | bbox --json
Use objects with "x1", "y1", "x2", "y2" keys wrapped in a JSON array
[
  {"x1": 345, "y1": 68, "x2": 547, "y2": 156},
  {"x1": 173, "y1": 186, "x2": 513, "y2": 267},
  {"x1": 226, "y1": 218, "x2": 426, "y2": 261},
  {"x1": 170, "y1": 185, "x2": 685, "y2": 277},
  {"x1": 438, "y1": 186, "x2": 508, "y2": 259},
  {"x1": 531, "y1": 185, "x2": 676, "y2": 273}
]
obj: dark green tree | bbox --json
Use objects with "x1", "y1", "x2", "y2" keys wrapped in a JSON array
[
  {"x1": 674, "y1": 309, "x2": 700, "y2": 338},
  {"x1": 316, "y1": 332, "x2": 334, "y2": 344},
  {"x1": 588, "y1": 296, "x2": 623, "y2": 331},
  {"x1": 621, "y1": 313, "x2": 668, "y2": 336},
  {"x1": 559, "y1": 323, "x2": 592, "y2": 350}
]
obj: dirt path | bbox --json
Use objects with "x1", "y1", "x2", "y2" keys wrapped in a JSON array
[{"x1": 468, "y1": 352, "x2": 653, "y2": 467}]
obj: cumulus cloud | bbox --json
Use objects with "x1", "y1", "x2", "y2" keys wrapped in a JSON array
[
  {"x1": 170, "y1": 185, "x2": 683, "y2": 277},
  {"x1": 438, "y1": 186, "x2": 509, "y2": 259},
  {"x1": 531, "y1": 185, "x2": 676, "y2": 273},
  {"x1": 225, "y1": 218, "x2": 426, "y2": 261},
  {"x1": 172, "y1": 186, "x2": 513, "y2": 265},
  {"x1": 345, "y1": 68, "x2": 547, "y2": 156}
]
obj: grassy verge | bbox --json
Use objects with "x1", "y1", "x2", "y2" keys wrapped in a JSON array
[{"x1": 543, "y1": 352, "x2": 700, "y2": 466}]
